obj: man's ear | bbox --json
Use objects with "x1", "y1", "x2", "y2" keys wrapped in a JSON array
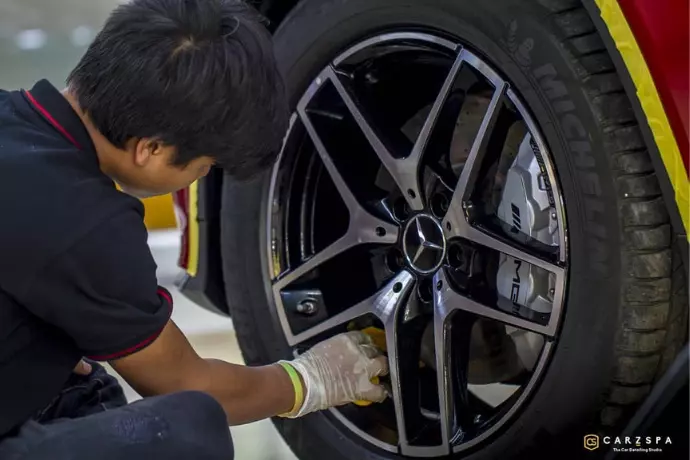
[{"x1": 133, "y1": 138, "x2": 161, "y2": 167}]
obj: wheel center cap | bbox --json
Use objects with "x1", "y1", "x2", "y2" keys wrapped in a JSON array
[{"x1": 402, "y1": 214, "x2": 447, "y2": 274}]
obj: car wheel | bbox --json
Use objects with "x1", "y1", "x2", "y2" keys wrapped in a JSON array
[{"x1": 220, "y1": 0, "x2": 688, "y2": 458}]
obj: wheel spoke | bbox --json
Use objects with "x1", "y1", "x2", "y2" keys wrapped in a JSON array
[
  {"x1": 433, "y1": 307, "x2": 455, "y2": 452},
  {"x1": 273, "y1": 206, "x2": 398, "y2": 290},
  {"x1": 384, "y1": 294, "x2": 450, "y2": 457},
  {"x1": 433, "y1": 270, "x2": 556, "y2": 337},
  {"x1": 434, "y1": 309, "x2": 476, "y2": 447},
  {"x1": 282, "y1": 90, "x2": 399, "y2": 291},
  {"x1": 461, "y1": 225, "x2": 564, "y2": 275},
  {"x1": 443, "y1": 64, "x2": 507, "y2": 235},
  {"x1": 387, "y1": 297, "x2": 462, "y2": 457},
  {"x1": 298, "y1": 90, "x2": 384, "y2": 219},
  {"x1": 326, "y1": 67, "x2": 425, "y2": 211},
  {"x1": 272, "y1": 235, "x2": 353, "y2": 290},
  {"x1": 408, "y1": 49, "x2": 464, "y2": 172},
  {"x1": 283, "y1": 271, "x2": 415, "y2": 346}
]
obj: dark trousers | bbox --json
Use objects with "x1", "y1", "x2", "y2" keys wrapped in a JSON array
[{"x1": 0, "y1": 361, "x2": 234, "y2": 460}]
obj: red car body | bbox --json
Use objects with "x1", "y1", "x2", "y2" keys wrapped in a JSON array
[{"x1": 620, "y1": 0, "x2": 688, "y2": 173}]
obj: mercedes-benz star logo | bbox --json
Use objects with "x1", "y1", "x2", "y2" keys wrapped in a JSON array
[{"x1": 402, "y1": 214, "x2": 447, "y2": 274}]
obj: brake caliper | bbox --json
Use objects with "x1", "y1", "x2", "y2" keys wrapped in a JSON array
[{"x1": 495, "y1": 134, "x2": 558, "y2": 315}]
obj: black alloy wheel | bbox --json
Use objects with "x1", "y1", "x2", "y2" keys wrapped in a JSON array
[{"x1": 265, "y1": 32, "x2": 567, "y2": 457}]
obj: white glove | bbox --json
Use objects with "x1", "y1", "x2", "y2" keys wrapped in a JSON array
[{"x1": 282, "y1": 331, "x2": 389, "y2": 417}]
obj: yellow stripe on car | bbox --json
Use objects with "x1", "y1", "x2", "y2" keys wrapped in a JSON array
[
  {"x1": 595, "y1": 0, "x2": 689, "y2": 234},
  {"x1": 186, "y1": 180, "x2": 200, "y2": 277}
]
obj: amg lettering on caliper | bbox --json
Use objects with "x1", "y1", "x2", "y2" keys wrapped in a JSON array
[
  {"x1": 510, "y1": 203, "x2": 521, "y2": 233},
  {"x1": 511, "y1": 259, "x2": 522, "y2": 313}
]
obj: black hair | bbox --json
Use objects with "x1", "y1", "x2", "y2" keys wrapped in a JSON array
[{"x1": 68, "y1": 0, "x2": 288, "y2": 179}]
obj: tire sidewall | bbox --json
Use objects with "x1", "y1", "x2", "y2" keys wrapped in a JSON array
[{"x1": 231, "y1": 0, "x2": 623, "y2": 458}]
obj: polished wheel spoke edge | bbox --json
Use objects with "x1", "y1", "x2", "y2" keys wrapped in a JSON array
[{"x1": 434, "y1": 306, "x2": 455, "y2": 455}]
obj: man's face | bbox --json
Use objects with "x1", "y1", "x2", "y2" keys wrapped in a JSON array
[{"x1": 112, "y1": 139, "x2": 214, "y2": 198}]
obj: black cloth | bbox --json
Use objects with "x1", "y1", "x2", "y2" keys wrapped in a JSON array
[
  {"x1": 0, "y1": 80, "x2": 172, "y2": 437},
  {"x1": 0, "y1": 361, "x2": 234, "y2": 460}
]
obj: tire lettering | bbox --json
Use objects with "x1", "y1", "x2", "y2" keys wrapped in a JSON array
[
  {"x1": 532, "y1": 64, "x2": 568, "y2": 99},
  {"x1": 553, "y1": 99, "x2": 576, "y2": 114},
  {"x1": 570, "y1": 141, "x2": 596, "y2": 168},
  {"x1": 532, "y1": 62, "x2": 609, "y2": 273},
  {"x1": 507, "y1": 21, "x2": 534, "y2": 67},
  {"x1": 579, "y1": 171, "x2": 602, "y2": 196},
  {"x1": 562, "y1": 113, "x2": 586, "y2": 139},
  {"x1": 585, "y1": 197, "x2": 605, "y2": 220},
  {"x1": 588, "y1": 236, "x2": 610, "y2": 274},
  {"x1": 587, "y1": 221, "x2": 608, "y2": 239}
]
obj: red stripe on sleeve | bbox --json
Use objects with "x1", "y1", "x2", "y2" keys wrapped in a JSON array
[
  {"x1": 86, "y1": 287, "x2": 174, "y2": 361},
  {"x1": 157, "y1": 287, "x2": 173, "y2": 305}
]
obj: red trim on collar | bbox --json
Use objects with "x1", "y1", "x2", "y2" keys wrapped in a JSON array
[{"x1": 24, "y1": 90, "x2": 83, "y2": 150}]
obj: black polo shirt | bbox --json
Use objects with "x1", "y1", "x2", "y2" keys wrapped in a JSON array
[{"x1": 0, "y1": 80, "x2": 173, "y2": 437}]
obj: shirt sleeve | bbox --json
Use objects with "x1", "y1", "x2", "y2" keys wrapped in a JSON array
[{"x1": 20, "y1": 209, "x2": 173, "y2": 361}]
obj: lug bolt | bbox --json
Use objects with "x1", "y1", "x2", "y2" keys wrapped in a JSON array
[
  {"x1": 418, "y1": 279, "x2": 433, "y2": 303},
  {"x1": 447, "y1": 244, "x2": 465, "y2": 270},
  {"x1": 386, "y1": 248, "x2": 405, "y2": 272},
  {"x1": 393, "y1": 198, "x2": 410, "y2": 221},
  {"x1": 431, "y1": 193, "x2": 450, "y2": 218},
  {"x1": 463, "y1": 201, "x2": 477, "y2": 223},
  {"x1": 296, "y1": 299, "x2": 317, "y2": 315}
]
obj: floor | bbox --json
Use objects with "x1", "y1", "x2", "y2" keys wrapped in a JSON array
[{"x1": 105, "y1": 230, "x2": 297, "y2": 460}]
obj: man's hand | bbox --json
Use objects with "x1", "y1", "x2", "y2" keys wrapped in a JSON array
[
  {"x1": 286, "y1": 331, "x2": 389, "y2": 417},
  {"x1": 73, "y1": 359, "x2": 92, "y2": 376}
]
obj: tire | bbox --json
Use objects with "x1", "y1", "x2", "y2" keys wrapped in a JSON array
[{"x1": 220, "y1": 0, "x2": 688, "y2": 458}]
